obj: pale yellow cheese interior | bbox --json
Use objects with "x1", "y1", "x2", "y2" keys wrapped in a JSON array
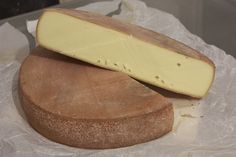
[{"x1": 37, "y1": 11, "x2": 214, "y2": 98}]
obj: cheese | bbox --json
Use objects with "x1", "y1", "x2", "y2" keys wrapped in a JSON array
[
  {"x1": 37, "y1": 9, "x2": 215, "y2": 98},
  {"x1": 19, "y1": 47, "x2": 174, "y2": 148}
]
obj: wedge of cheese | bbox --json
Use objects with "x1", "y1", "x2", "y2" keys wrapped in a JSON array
[{"x1": 37, "y1": 8, "x2": 215, "y2": 98}]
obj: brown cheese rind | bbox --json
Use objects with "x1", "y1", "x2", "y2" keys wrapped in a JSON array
[
  {"x1": 19, "y1": 47, "x2": 174, "y2": 149},
  {"x1": 20, "y1": 90, "x2": 173, "y2": 149}
]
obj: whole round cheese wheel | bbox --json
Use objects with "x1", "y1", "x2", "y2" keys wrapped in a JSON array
[{"x1": 19, "y1": 47, "x2": 173, "y2": 149}]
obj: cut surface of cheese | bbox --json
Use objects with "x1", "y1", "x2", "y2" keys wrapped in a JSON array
[
  {"x1": 19, "y1": 47, "x2": 173, "y2": 149},
  {"x1": 37, "y1": 9, "x2": 215, "y2": 98}
]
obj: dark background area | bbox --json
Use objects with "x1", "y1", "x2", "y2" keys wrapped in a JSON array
[{"x1": 0, "y1": 0, "x2": 59, "y2": 19}]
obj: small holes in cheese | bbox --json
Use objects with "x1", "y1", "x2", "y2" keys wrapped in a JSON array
[
  {"x1": 123, "y1": 64, "x2": 127, "y2": 70},
  {"x1": 97, "y1": 59, "x2": 101, "y2": 63}
]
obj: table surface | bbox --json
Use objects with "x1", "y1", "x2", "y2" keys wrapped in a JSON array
[{"x1": 1, "y1": 0, "x2": 236, "y2": 58}]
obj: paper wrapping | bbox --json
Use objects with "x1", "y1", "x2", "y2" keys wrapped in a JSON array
[{"x1": 1, "y1": 0, "x2": 236, "y2": 156}]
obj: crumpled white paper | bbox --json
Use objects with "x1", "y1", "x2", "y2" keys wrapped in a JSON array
[{"x1": 1, "y1": 0, "x2": 236, "y2": 156}]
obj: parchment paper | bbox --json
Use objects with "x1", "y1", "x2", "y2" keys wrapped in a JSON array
[{"x1": 1, "y1": 0, "x2": 236, "y2": 156}]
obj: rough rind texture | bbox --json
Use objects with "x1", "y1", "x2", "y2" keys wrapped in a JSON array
[
  {"x1": 37, "y1": 8, "x2": 215, "y2": 98},
  {"x1": 20, "y1": 89, "x2": 173, "y2": 149},
  {"x1": 19, "y1": 47, "x2": 174, "y2": 149}
]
